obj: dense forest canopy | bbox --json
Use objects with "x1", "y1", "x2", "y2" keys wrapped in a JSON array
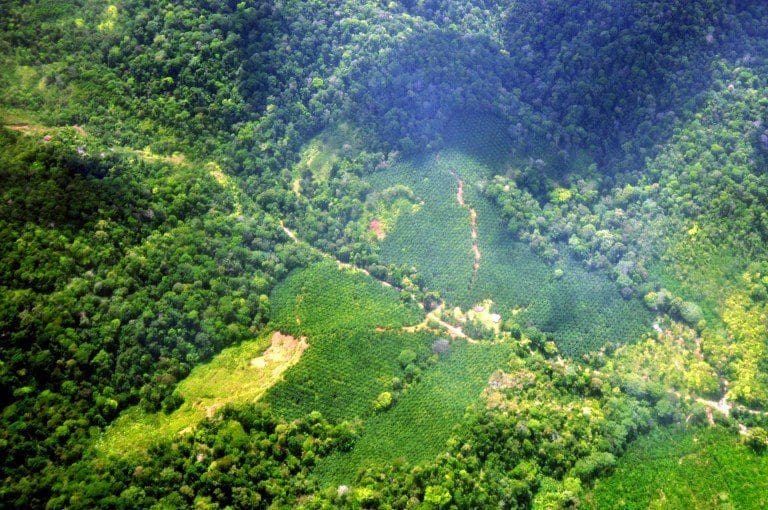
[{"x1": 1, "y1": 0, "x2": 768, "y2": 508}]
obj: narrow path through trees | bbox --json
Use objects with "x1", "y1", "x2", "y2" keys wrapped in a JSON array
[{"x1": 278, "y1": 220, "x2": 479, "y2": 342}]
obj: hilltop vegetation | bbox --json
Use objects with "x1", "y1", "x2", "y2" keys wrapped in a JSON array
[
  {"x1": 2, "y1": 0, "x2": 768, "y2": 508},
  {"x1": 366, "y1": 117, "x2": 652, "y2": 356},
  {"x1": 584, "y1": 426, "x2": 768, "y2": 509}
]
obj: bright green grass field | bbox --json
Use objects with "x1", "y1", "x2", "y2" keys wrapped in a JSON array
[
  {"x1": 95, "y1": 331, "x2": 278, "y2": 458},
  {"x1": 367, "y1": 115, "x2": 651, "y2": 356},
  {"x1": 584, "y1": 426, "x2": 768, "y2": 509}
]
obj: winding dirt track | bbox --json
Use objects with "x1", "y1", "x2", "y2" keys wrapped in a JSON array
[
  {"x1": 449, "y1": 169, "x2": 481, "y2": 280},
  {"x1": 278, "y1": 220, "x2": 478, "y2": 341}
]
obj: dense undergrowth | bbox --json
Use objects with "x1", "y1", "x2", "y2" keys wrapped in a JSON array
[
  {"x1": 2, "y1": 0, "x2": 768, "y2": 508},
  {"x1": 584, "y1": 425, "x2": 768, "y2": 508}
]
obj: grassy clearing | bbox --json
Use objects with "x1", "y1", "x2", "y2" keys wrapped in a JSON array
[
  {"x1": 95, "y1": 330, "x2": 305, "y2": 458},
  {"x1": 293, "y1": 122, "x2": 362, "y2": 184},
  {"x1": 1, "y1": 108, "x2": 88, "y2": 139},
  {"x1": 583, "y1": 426, "x2": 768, "y2": 509}
]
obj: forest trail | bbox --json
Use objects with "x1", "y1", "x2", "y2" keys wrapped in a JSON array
[
  {"x1": 3, "y1": 121, "x2": 88, "y2": 138},
  {"x1": 3, "y1": 117, "x2": 249, "y2": 216},
  {"x1": 279, "y1": 220, "x2": 392, "y2": 289},
  {"x1": 449, "y1": 169, "x2": 481, "y2": 280},
  {"x1": 126, "y1": 147, "x2": 187, "y2": 166},
  {"x1": 279, "y1": 219, "x2": 482, "y2": 342},
  {"x1": 678, "y1": 376, "x2": 768, "y2": 433},
  {"x1": 206, "y1": 161, "x2": 243, "y2": 216},
  {"x1": 402, "y1": 303, "x2": 479, "y2": 343}
]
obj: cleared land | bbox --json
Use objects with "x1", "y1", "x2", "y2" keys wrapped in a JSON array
[{"x1": 95, "y1": 330, "x2": 307, "y2": 458}]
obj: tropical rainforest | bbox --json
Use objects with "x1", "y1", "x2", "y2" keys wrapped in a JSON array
[{"x1": 1, "y1": 0, "x2": 768, "y2": 508}]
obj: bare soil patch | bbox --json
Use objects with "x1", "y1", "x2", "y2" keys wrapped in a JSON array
[
  {"x1": 369, "y1": 219, "x2": 385, "y2": 240},
  {"x1": 250, "y1": 331, "x2": 309, "y2": 372}
]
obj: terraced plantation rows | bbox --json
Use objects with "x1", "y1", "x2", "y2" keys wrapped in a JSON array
[
  {"x1": 264, "y1": 262, "x2": 429, "y2": 420},
  {"x1": 366, "y1": 117, "x2": 652, "y2": 356},
  {"x1": 314, "y1": 340, "x2": 512, "y2": 484},
  {"x1": 584, "y1": 426, "x2": 768, "y2": 508},
  {"x1": 264, "y1": 261, "x2": 515, "y2": 483}
]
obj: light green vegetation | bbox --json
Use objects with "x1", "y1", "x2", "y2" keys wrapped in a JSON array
[
  {"x1": 584, "y1": 426, "x2": 768, "y2": 509},
  {"x1": 4, "y1": 0, "x2": 768, "y2": 506},
  {"x1": 314, "y1": 340, "x2": 513, "y2": 485},
  {"x1": 656, "y1": 230, "x2": 744, "y2": 323},
  {"x1": 294, "y1": 123, "x2": 362, "y2": 185},
  {"x1": 95, "y1": 330, "x2": 307, "y2": 458},
  {"x1": 264, "y1": 261, "x2": 433, "y2": 420},
  {"x1": 262, "y1": 261, "x2": 515, "y2": 482},
  {"x1": 718, "y1": 277, "x2": 768, "y2": 408},
  {"x1": 370, "y1": 153, "x2": 475, "y2": 298},
  {"x1": 367, "y1": 116, "x2": 652, "y2": 356},
  {"x1": 607, "y1": 319, "x2": 720, "y2": 399},
  {"x1": 645, "y1": 81, "x2": 768, "y2": 408}
]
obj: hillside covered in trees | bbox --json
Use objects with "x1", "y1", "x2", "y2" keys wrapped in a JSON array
[{"x1": 2, "y1": 0, "x2": 768, "y2": 508}]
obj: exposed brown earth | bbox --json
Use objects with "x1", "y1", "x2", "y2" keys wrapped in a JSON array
[
  {"x1": 449, "y1": 169, "x2": 481, "y2": 279},
  {"x1": 369, "y1": 219, "x2": 385, "y2": 240}
]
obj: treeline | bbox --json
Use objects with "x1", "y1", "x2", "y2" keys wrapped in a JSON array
[
  {"x1": 0, "y1": 130, "x2": 307, "y2": 506},
  {"x1": 486, "y1": 63, "x2": 768, "y2": 298},
  {"x1": 47, "y1": 331, "x2": 712, "y2": 509}
]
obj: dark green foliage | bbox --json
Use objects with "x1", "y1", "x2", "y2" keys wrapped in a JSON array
[
  {"x1": 48, "y1": 404, "x2": 360, "y2": 509},
  {"x1": 743, "y1": 427, "x2": 768, "y2": 454},
  {"x1": 502, "y1": 0, "x2": 730, "y2": 156},
  {"x1": 0, "y1": 128, "x2": 295, "y2": 506},
  {"x1": 572, "y1": 452, "x2": 617, "y2": 482},
  {"x1": 344, "y1": 29, "x2": 530, "y2": 151}
]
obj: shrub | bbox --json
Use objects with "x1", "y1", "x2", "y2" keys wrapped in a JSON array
[
  {"x1": 424, "y1": 485, "x2": 452, "y2": 507},
  {"x1": 743, "y1": 427, "x2": 768, "y2": 453},
  {"x1": 571, "y1": 451, "x2": 617, "y2": 481},
  {"x1": 373, "y1": 391, "x2": 393, "y2": 412},
  {"x1": 678, "y1": 301, "x2": 704, "y2": 326},
  {"x1": 398, "y1": 349, "x2": 418, "y2": 368}
]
